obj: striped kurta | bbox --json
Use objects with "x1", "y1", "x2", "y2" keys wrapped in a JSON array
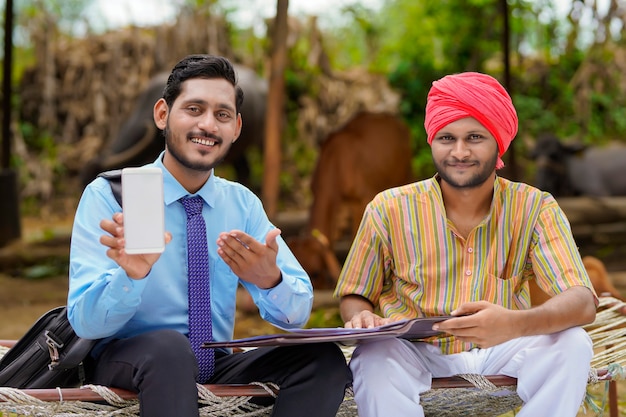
[{"x1": 334, "y1": 175, "x2": 595, "y2": 354}]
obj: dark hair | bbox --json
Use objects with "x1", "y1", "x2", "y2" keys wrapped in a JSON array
[{"x1": 162, "y1": 54, "x2": 244, "y2": 113}]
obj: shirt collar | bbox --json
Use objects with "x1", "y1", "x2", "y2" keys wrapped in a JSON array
[
  {"x1": 152, "y1": 152, "x2": 217, "y2": 208},
  {"x1": 431, "y1": 172, "x2": 500, "y2": 217}
]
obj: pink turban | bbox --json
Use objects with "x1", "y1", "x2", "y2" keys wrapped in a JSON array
[{"x1": 424, "y1": 72, "x2": 518, "y2": 169}]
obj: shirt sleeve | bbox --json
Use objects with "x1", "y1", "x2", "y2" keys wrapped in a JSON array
[
  {"x1": 333, "y1": 202, "x2": 388, "y2": 304},
  {"x1": 240, "y1": 196, "x2": 314, "y2": 329},
  {"x1": 530, "y1": 195, "x2": 598, "y2": 303},
  {"x1": 67, "y1": 178, "x2": 148, "y2": 339}
]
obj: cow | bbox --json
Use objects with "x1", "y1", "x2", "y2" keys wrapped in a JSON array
[
  {"x1": 530, "y1": 133, "x2": 626, "y2": 197},
  {"x1": 287, "y1": 112, "x2": 415, "y2": 289},
  {"x1": 79, "y1": 64, "x2": 267, "y2": 189}
]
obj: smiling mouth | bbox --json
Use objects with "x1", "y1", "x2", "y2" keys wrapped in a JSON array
[
  {"x1": 448, "y1": 162, "x2": 475, "y2": 169},
  {"x1": 190, "y1": 137, "x2": 218, "y2": 147}
]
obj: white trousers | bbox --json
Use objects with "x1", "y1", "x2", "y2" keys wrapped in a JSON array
[{"x1": 349, "y1": 327, "x2": 593, "y2": 417}]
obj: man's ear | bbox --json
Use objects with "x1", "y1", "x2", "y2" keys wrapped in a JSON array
[
  {"x1": 153, "y1": 98, "x2": 169, "y2": 130},
  {"x1": 232, "y1": 113, "x2": 243, "y2": 143}
]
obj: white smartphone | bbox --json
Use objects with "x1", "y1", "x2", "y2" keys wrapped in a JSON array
[{"x1": 121, "y1": 167, "x2": 165, "y2": 254}]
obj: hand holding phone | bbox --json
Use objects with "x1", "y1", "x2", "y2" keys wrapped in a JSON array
[{"x1": 122, "y1": 167, "x2": 165, "y2": 254}]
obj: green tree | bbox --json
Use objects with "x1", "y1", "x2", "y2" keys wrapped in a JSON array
[{"x1": 322, "y1": 0, "x2": 508, "y2": 178}]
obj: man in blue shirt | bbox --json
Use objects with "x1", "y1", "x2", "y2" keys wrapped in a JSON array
[{"x1": 68, "y1": 54, "x2": 352, "y2": 417}]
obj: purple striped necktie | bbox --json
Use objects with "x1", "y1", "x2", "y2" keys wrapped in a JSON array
[{"x1": 181, "y1": 196, "x2": 214, "y2": 382}]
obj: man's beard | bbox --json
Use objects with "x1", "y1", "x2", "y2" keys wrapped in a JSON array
[
  {"x1": 434, "y1": 150, "x2": 498, "y2": 189},
  {"x1": 164, "y1": 125, "x2": 229, "y2": 172}
]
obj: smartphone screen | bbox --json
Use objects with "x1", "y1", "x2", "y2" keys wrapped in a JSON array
[{"x1": 121, "y1": 167, "x2": 165, "y2": 254}]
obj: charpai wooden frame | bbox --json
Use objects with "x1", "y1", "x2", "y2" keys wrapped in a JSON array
[{"x1": 1, "y1": 296, "x2": 625, "y2": 417}]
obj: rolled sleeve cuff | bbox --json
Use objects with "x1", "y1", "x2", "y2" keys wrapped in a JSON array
[
  {"x1": 106, "y1": 269, "x2": 148, "y2": 307},
  {"x1": 257, "y1": 273, "x2": 313, "y2": 327}
]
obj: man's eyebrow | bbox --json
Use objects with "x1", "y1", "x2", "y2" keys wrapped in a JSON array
[
  {"x1": 435, "y1": 130, "x2": 454, "y2": 136},
  {"x1": 180, "y1": 98, "x2": 236, "y2": 112},
  {"x1": 217, "y1": 103, "x2": 237, "y2": 113},
  {"x1": 469, "y1": 130, "x2": 494, "y2": 138}
]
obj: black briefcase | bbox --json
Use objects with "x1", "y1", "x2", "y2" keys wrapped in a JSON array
[{"x1": 0, "y1": 306, "x2": 98, "y2": 388}]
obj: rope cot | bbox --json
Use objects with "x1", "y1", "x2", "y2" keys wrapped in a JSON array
[
  {"x1": 0, "y1": 341, "x2": 357, "y2": 417},
  {"x1": 2, "y1": 296, "x2": 626, "y2": 417},
  {"x1": 415, "y1": 296, "x2": 626, "y2": 417},
  {"x1": 0, "y1": 381, "x2": 277, "y2": 417},
  {"x1": 0, "y1": 383, "x2": 359, "y2": 417},
  {"x1": 420, "y1": 376, "x2": 521, "y2": 417}
]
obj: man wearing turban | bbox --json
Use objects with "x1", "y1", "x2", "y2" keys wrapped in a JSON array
[{"x1": 334, "y1": 72, "x2": 597, "y2": 416}]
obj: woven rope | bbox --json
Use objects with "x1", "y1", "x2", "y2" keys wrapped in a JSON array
[
  {"x1": 585, "y1": 297, "x2": 626, "y2": 370},
  {"x1": 3, "y1": 297, "x2": 626, "y2": 417},
  {"x1": 421, "y1": 385, "x2": 521, "y2": 417},
  {"x1": 337, "y1": 348, "x2": 523, "y2": 416},
  {"x1": 0, "y1": 384, "x2": 361, "y2": 417},
  {"x1": 0, "y1": 386, "x2": 138, "y2": 416}
]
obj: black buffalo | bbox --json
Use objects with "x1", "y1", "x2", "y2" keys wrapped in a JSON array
[
  {"x1": 80, "y1": 64, "x2": 267, "y2": 188},
  {"x1": 530, "y1": 133, "x2": 626, "y2": 197}
]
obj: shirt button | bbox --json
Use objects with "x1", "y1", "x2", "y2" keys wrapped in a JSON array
[
  {"x1": 272, "y1": 294, "x2": 278, "y2": 300},
  {"x1": 467, "y1": 247, "x2": 473, "y2": 253},
  {"x1": 123, "y1": 286, "x2": 129, "y2": 292},
  {"x1": 465, "y1": 270, "x2": 472, "y2": 276}
]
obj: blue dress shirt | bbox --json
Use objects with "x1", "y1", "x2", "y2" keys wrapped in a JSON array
[{"x1": 67, "y1": 153, "x2": 313, "y2": 354}]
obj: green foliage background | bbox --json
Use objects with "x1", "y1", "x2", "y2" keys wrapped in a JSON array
[
  {"x1": 4, "y1": 0, "x2": 626, "y2": 205},
  {"x1": 223, "y1": 0, "x2": 626, "y2": 182},
  {"x1": 316, "y1": 0, "x2": 626, "y2": 179}
]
